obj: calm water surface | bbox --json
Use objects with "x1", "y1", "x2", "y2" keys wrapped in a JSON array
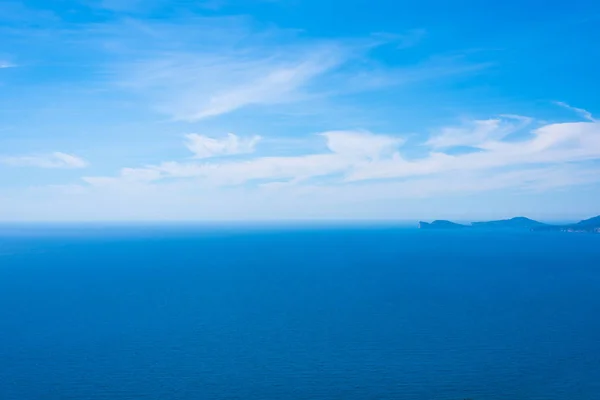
[{"x1": 1, "y1": 226, "x2": 599, "y2": 399}]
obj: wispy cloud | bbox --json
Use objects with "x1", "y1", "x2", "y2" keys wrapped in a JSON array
[
  {"x1": 96, "y1": 16, "x2": 490, "y2": 121},
  {"x1": 1, "y1": 11, "x2": 491, "y2": 126},
  {"x1": 110, "y1": 39, "x2": 350, "y2": 121},
  {"x1": 371, "y1": 29, "x2": 427, "y2": 49},
  {"x1": 185, "y1": 133, "x2": 261, "y2": 159},
  {"x1": 426, "y1": 115, "x2": 532, "y2": 149},
  {"x1": 0, "y1": 61, "x2": 15, "y2": 69},
  {"x1": 182, "y1": 48, "x2": 344, "y2": 121},
  {"x1": 1, "y1": 152, "x2": 88, "y2": 169},
  {"x1": 554, "y1": 101, "x2": 596, "y2": 122}
]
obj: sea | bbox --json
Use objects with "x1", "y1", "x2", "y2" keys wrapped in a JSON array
[{"x1": 0, "y1": 224, "x2": 599, "y2": 400}]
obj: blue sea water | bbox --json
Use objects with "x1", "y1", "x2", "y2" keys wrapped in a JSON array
[{"x1": 0, "y1": 225, "x2": 599, "y2": 400}]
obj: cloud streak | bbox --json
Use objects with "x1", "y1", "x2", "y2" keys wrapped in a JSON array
[
  {"x1": 1, "y1": 152, "x2": 88, "y2": 169},
  {"x1": 426, "y1": 115, "x2": 532, "y2": 149},
  {"x1": 554, "y1": 101, "x2": 596, "y2": 122}
]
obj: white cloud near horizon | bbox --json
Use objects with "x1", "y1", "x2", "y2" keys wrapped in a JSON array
[
  {"x1": 4, "y1": 110, "x2": 600, "y2": 222},
  {"x1": 81, "y1": 111, "x2": 600, "y2": 194},
  {"x1": 348, "y1": 119, "x2": 600, "y2": 182},
  {"x1": 1, "y1": 152, "x2": 88, "y2": 169},
  {"x1": 82, "y1": 130, "x2": 400, "y2": 187},
  {"x1": 11, "y1": 161, "x2": 600, "y2": 222}
]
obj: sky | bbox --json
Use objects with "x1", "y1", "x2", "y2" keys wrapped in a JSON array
[{"x1": 1, "y1": 0, "x2": 599, "y2": 222}]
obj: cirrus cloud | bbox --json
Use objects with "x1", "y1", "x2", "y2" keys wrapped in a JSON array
[{"x1": 1, "y1": 152, "x2": 89, "y2": 169}]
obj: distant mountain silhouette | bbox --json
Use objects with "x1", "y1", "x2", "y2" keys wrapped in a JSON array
[
  {"x1": 533, "y1": 216, "x2": 600, "y2": 233},
  {"x1": 575, "y1": 215, "x2": 600, "y2": 228},
  {"x1": 472, "y1": 217, "x2": 546, "y2": 229},
  {"x1": 419, "y1": 216, "x2": 600, "y2": 233}
]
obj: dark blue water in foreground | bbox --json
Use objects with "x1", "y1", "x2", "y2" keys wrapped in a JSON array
[{"x1": 1, "y1": 225, "x2": 599, "y2": 400}]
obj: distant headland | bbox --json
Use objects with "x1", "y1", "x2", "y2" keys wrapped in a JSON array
[{"x1": 419, "y1": 216, "x2": 600, "y2": 233}]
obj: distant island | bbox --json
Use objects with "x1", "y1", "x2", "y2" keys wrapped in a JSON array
[
  {"x1": 419, "y1": 216, "x2": 600, "y2": 233},
  {"x1": 418, "y1": 220, "x2": 469, "y2": 230}
]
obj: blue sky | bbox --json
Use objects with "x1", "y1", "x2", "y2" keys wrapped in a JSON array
[{"x1": 1, "y1": 0, "x2": 599, "y2": 221}]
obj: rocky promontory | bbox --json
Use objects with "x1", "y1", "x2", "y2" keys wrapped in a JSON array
[{"x1": 419, "y1": 216, "x2": 600, "y2": 233}]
